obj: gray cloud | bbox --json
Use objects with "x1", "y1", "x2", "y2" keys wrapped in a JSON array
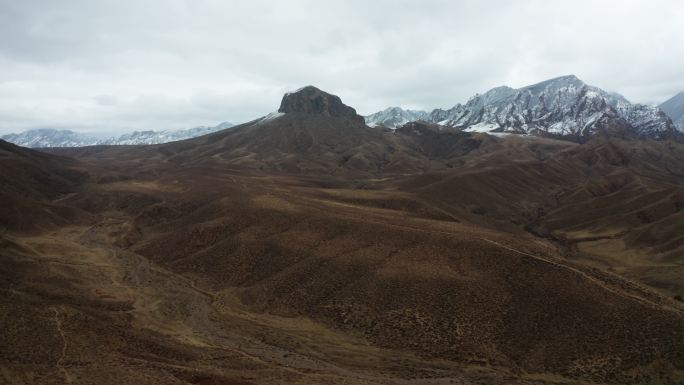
[{"x1": 0, "y1": 0, "x2": 683, "y2": 134}]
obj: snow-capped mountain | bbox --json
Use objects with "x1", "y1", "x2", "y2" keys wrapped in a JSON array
[
  {"x1": 366, "y1": 75, "x2": 678, "y2": 139},
  {"x1": 0, "y1": 128, "x2": 101, "y2": 148},
  {"x1": 98, "y1": 122, "x2": 234, "y2": 145},
  {"x1": 365, "y1": 107, "x2": 429, "y2": 128},
  {"x1": 659, "y1": 91, "x2": 684, "y2": 131},
  {"x1": 1, "y1": 122, "x2": 233, "y2": 148}
]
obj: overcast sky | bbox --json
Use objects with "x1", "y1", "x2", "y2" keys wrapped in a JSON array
[{"x1": 1, "y1": 0, "x2": 683, "y2": 135}]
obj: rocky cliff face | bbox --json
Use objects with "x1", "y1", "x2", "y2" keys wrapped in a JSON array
[{"x1": 279, "y1": 86, "x2": 365, "y2": 124}]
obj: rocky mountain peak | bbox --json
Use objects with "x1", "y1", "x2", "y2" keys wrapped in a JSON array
[{"x1": 278, "y1": 86, "x2": 364, "y2": 123}]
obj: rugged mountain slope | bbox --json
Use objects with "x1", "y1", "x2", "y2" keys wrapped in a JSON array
[
  {"x1": 1, "y1": 122, "x2": 233, "y2": 148},
  {"x1": 398, "y1": 135, "x2": 684, "y2": 296},
  {"x1": 660, "y1": 91, "x2": 684, "y2": 130},
  {"x1": 366, "y1": 75, "x2": 678, "y2": 140}
]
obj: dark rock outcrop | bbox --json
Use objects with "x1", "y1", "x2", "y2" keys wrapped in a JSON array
[{"x1": 279, "y1": 86, "x2": 365, "y2": 124}]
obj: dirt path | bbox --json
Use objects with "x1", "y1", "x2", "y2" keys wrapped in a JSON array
[
  {"x1": 477, "y1": 237, "x2": 682, "y2": 313},
  {"x1": 51, "y1": 306, "x2": 72, "y2": 384}
]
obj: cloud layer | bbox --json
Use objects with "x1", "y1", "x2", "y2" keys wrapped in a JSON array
[{"x1": 1, "y1": 0, "x2": 683, "y2": 134}]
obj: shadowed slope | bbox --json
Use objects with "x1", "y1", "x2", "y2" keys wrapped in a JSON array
[{"x1": 0, "y1": 139, "x2": 92, "y2": 232}]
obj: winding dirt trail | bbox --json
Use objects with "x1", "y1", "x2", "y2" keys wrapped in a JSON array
[{"x1": 51, "y1": 306, "x2": 72, "y2": 384}]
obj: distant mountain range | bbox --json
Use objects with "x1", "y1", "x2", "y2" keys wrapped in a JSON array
[
  {"x1": 4, "y1": 75, "x2": 682, "y2": 149},
  {"x1": 1, "y1": 121, "x2": 234, "y2": 148},
  {"x1": 366, "y1": 75, "x2": 681, "y2": 140},
  {"x1": 48, "y1": 84, "x2": 684, "y2": 178},
  {"x1": 660, "y1": 91, "x2": 684, "y2": 131}
]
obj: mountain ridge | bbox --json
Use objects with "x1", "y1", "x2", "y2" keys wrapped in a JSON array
[{"x1": 366, "y1": 75, "x2": 679, "y2": 140}]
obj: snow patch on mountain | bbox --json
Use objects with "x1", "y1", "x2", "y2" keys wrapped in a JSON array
[
  {"x1": 465, "y1": 122, "x2": 500, "y2": 133},
  {"x1": 257, "y1": 111, "x2": 286, "y2": 124}
]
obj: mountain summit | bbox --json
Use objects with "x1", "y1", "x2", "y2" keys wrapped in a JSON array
[{"x1": 279, "y1": 86, "x2": 364, "y2": 123}]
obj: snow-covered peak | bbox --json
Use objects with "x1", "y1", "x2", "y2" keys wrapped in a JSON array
[
  {"x1": 365, "y1": 107, "x2": 429, "y2": 128},
  {"x1": 367, "y1": 75, "x2": 678, "y2": 139}
]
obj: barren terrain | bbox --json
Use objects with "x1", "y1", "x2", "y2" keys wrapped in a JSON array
[{"x1": 1, "y1": 88, "x2": 683, "y2": 384}]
